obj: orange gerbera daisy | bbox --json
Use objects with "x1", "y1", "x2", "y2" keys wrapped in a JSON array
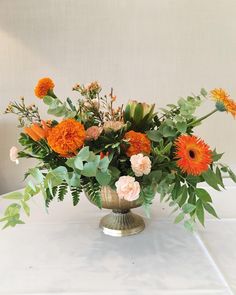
[
  {"x1": 123, "y1": 130, "x2": 151, "y2": 157},
  {"x1": 211, "y1": 88, "x2": 236, "y2": 118},
  {"x1": 174, "y1": 135, "x2": 212, "y2": 176},
  {"x1": 34, "y1": 77, "x2": 55, "y2": 98},
  {"x1": 47, "y1": 118, "x2": 86, "y2": 157}
]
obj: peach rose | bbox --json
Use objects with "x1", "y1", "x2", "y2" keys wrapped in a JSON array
[
  {"x1": 85, "y1": 126, "x2": 103, "y2": 141},
  {"x1": 9, "y1": 146, "x2": 19, "y2": 164},
  {"x1": 103, "y1": 121, "x2": 124, "y2": 133},
  {"x1": 130, "y1": 153, "x2": 151, "y2": 177},
  {"x1": 115, "y1": 176, "x2": 140, "y2": 201}
]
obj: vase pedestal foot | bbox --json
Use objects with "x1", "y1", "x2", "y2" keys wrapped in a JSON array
[{"x1": 99, "y1": 209, "x2": 145, "y2": 237}]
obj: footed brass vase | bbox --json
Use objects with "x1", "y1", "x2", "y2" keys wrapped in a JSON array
[{"x1": 85, "y1": 186, "x2": 145, "y2": 237}]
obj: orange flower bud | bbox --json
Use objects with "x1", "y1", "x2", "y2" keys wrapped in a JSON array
[
  {"x1": 31, "y1": 124, "x2": 47, "y2": 139},
  {"x1": 24, "y1": 127, "x2": 41, "y2": 141}
]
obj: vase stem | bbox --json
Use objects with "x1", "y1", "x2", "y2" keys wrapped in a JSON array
[{"x1": 99, "y1": 209, "x2": 145, "y2": 237}]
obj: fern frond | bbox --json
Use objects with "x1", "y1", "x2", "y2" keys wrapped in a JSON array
[
  {"x1": 58, "y1": 183, "x2": 68, "y2": 201},
  {"x1": 71, "y1": 186, "x2": 82, "y2": 206},
  {"x1": 83, "y1": 178, "x2": 102, "y2": 209}
]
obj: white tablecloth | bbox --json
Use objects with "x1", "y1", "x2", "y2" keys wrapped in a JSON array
[{"x1": 0, "y1": 193, "x2": 235, "y2": 295}]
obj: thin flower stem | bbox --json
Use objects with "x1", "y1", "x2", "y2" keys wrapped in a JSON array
[
  {"x1": 188, "y1": 109, "x2": 218, "y2": 127},
  {"x1": 178, "y1": 174, "x2": 196, "y2": 190}
]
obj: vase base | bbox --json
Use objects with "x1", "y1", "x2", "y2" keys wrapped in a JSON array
[{"x1": 99, "y1": 210, "x2": 145, "y2": 237}]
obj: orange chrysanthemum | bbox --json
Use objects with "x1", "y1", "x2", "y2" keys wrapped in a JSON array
[
  {"x1": 174, "y1": 135, "x2": 212, "y2": 176},
  {"x1": 34, "y1": 77, "x2": 55, "y2": 98},
  {"x1": 211, "y1": 88, "x2": 236, "y2": 118},
  {"x1": 47, "y1": 119, "x2": 86, "y2": 157},
  {"x1": 123, "y1": 130, "x2": 151, "y2": 157}
]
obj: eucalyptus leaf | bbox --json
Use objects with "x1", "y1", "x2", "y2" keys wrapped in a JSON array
[
  {"x1": 96, "y1": 170, "x2": 111, "y2": 185},
  {"x1": 3, "y1": 192, "x2": 23, "y2": 200},
  {"x1": 29, "y1": 168, "x2": 44, "y2": 183},
  {"x1": 176, "y1": 121, "x2": 187, "y2": 133},
  {"x1": 146, "y1": 130, "x2": 162, "y2": 142},
  {"x1": 82, "y1": 162, "x2": 98, "y2": 177},
  {"x1": 78, "y1": 146, "x2": 90, "y2": 161},
  {"x1": 74, "y1": 157, "x2": 83, "y2": 170}
]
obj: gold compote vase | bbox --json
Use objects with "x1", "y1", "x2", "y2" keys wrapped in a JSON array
[{"x1": 85, "y1": 186, "x2": 145, "y2": 237}]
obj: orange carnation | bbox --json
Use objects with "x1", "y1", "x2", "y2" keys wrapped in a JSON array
[
  {"x1": 123, "y1": 130, "x2": 151, "y2": 157},
  {"x1": 47, "y1": 119, "x2": 86, "y2": 157},
  {"x1": 34, "y1": 77, "x2": 55, "y2": 98}
]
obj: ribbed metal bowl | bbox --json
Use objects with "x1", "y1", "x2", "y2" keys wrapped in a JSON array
[{"x1": 85, "y1": 186, "x2": 145, "y2": 237}]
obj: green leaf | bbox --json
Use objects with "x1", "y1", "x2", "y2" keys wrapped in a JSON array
[
  {"x1": 69, "y1": 173, "x2": 81, "y2": 187},
  {"x1": 195, "y1": 188, "x2": 212, "y2": 203},
  {"x1": 134, "y1": 103, "x2": 143, "y2": 125},
  {"x1": 74, "y1": 157, "x2": 83, "y2": 170},
  {"x1": 78, "y1": 146, "x2": 90, "y2": 161},
  {"x1": 182, "y1": 203, "x2": 196, "y2": 214},
  {"x1": 124, "y1": 104, "x2": 131, "y2": 122},
  {"x1": 228, "y1": 169, "x2": 236, "y2": 183},
  {"x1": 202, "y1": 169, "x2": 220, "y2": 191},
  {"x1": 47, "y1": 104, "x2": 68, "y2": 117},
  {"x1": 144, "y1": 170, "x2": 162, "y2": 185},
  {"x1": 203, "y1": 203, "x2": 219, "y2": 218},
  {"x1": 58, "y1": 183, "x2": 68, "y2": 201},
  {"x1": 109, "y1": 166, "x2": 121, "y2": 179},
  {"x1": 83, "y1": 179, "x2": 102, "y2": 209},
  {"x1": 82, "y1": 162, "x2": 97, "y2": 177},
  {"x1": 212, "y1": 149, "x2": 224, "y2": 162},
  {"x1": 178, "y1": 185, "x2": 188, "y2": 207},
  {"x1": 162, "y1": 142, "x2": 172, "y2": 154},
  {"x1": 174, "y1": 212, "x2": 185, "y2": 224},
  {"x1": 43, "y1": 96, "x2": 54, "y2": 105},
  {"x1": 146, "y1": 130, "x2": 162, "y2": 142},
  {"x1": 140, "y1": 186, "x2": 155, "y2": 206},
  {"x1": 29, "y1": 168, "x2": 44, "y2": 183},
  {"x1": 98, "y1": 156, "x2": 110, "y2": 172},
  {"x1": 71, "y1": 187, "x2": 81, "y2": 206},
  {"x1": 3, "y1": 192, "x2": 23, "y2": 200},
  {"x1": 176, "y1": 121, "x2": 187, "y2": 133},
  {"x1": 44, "y1": 166, "x2": 68, "y2": 189},
  {"x1": 162, "y1": 126, "x2": 176, "y2": 137},
  {"x1": 66, "y1": 158, "x2": 76, "y2": 169},
  {"x1": 24, "y1": 183, "x2": 40, "y2": 200},
  {"x1": 200, "y1": 88, "x2": 208, "y2": 97},
  {"x1": 96, "y1": 170, "x2": 111, "y2": 185},
  {"x1": 21, "y1": 200, "x2": 30, "y2": 216},
  {"x1": 196, "y1": 200, "x2": 205, "y2": 226},
  {"x1": 216, "y1": 167, "x2": 224, "y2": 188},
  {"x1": 184, "y1": 220, "x2": 194, "y2": 232}
]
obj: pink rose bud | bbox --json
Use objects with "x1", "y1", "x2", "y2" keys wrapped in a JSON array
[
  {"x1": 9, "y1": 146, "x2": 19, "y2": 165},
  {"x1": 130, "y1": 153, "x2": 151, "y2": 177},
  {"x1": 85, "y1": 126, "x2": 103, "y2": 141},
  {"x1": 115, "y1": 176, "x2": 140, "y2": 201}
]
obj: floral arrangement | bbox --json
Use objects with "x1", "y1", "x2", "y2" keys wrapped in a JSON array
[{"x1": 2, "y1": 78, "x2": 236, "y2": 231}]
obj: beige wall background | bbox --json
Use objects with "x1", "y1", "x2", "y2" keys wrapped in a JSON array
[{"x1": 0, "y1": 0, "x2": 236, "y2": 196}]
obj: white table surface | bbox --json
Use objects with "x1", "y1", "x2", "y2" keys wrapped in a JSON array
[{"x1": 0, "y1": 192, "x2": 235, "y2": 295}]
